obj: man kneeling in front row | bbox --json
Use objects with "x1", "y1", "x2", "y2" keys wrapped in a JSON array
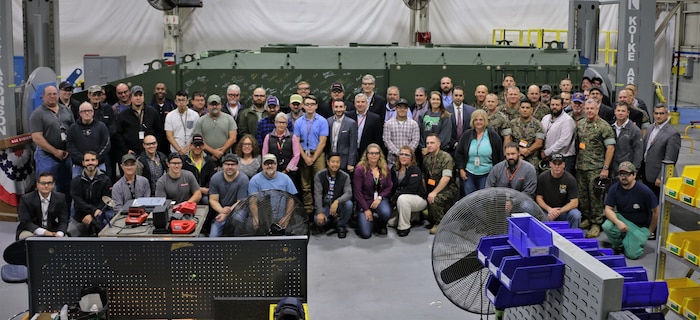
[{"x1": 602, "y1": 161, "x2": 658, "y2": 259}]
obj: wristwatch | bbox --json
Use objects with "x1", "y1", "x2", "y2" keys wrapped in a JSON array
[{"x1": 602, "y1": 165, "x2": 609, "y2": 170}]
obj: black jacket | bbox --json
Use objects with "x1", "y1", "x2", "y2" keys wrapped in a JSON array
[
  {"x1": 16, "y1": 190, "x2": 69, "y2": 239},
  {"x1": 66, "y1": 120, "x2": 111, "y2": 165},
  {"x1": 115, "y1": 106, "x2": 163, "y2": 156},
  {"x1": 454, "y1": 128, "x2": 504, "y2": 171},
  {"x1": 137, "y1": 151, "x2": 168, "y2": 195},
  {"x1": 390, "y1": 165, "x2": 427, "y2": 203},
  {"x1": 181, "y1": 154, "x2": 218, "y2": 188},
  {"x1": 70, "y1": 169, "x2": 112, "y2": 223}
]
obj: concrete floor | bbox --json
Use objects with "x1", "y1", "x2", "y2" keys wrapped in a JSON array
[{"x1": 2, "y1": 123, "x2": 700, "y2": 320}]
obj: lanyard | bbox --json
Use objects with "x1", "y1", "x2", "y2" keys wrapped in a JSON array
[
  {"x1": 506, "y1": 161, "x2": 521, "y2": 185},
  {"x1": 305, "y1": 118, "x2": 314, "y2": 149},
  {"x1": 357, "y1": 112, "x2": 366, "y2": 128},
  {"x1": 179, "y1": 110, "x2": 189, "y2": 141},
  {"x1": 276, "y1": 134, "x2": 286, "y2": 153},
  {"x1": 475, "y1": 133, "x2": 485, "y2": 157}
]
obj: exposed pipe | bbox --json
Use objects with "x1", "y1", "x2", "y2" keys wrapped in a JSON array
[{"x1": 655, "y1": 1, "x2": 683, "y2": 40}]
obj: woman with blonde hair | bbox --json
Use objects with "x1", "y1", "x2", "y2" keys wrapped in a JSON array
[
  {"x1": 455, "y1": 109, "x2": 503, "y2": 196},
  {"x1": 353, "y1": 144, "x2": 393, "y2": 239}
]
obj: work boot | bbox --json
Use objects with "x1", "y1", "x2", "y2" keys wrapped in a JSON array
[
  {"x1": 585, "y1": 224, "x2": 601, "y2": 238},
  {"x1": 580, "y1": 219, "x2": 591, "y2": 229},
  {"x1": 430, "y1": 224, "x2": 439, "y2": 235}
]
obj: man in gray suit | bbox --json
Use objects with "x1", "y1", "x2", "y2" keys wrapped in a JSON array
[
  {"x1": 327, "y1": 99, "x2": 358, "y2": 173},
  {"x1": 642, "y1": 103, "x2": 681, "y2": 198}
]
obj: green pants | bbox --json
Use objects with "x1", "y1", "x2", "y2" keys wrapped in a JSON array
[
  {"x1": 577, "y1": 169, "x2": 605, "y2": 225},
  {"x1": 601, "y1": 213, "x2": 649, "y2": 260}
]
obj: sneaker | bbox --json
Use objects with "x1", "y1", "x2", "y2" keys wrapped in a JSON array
[
  {"x1": 585, "y1": 224, "x2": 601, "y2": 238},
  {"x1": 430, "y1": 224, "x2": 439, "y2": 235},
  {"x1": 378, "y1": 227, "x2": 388, "y2": 235},
  {"x1": 580, "y1": 219, "x2": 591, "y2": 229}
]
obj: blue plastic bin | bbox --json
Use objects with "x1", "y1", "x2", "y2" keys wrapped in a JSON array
[
  {"x1": 554, "y1": 228, "x2": 585, "y2": 239},
  {"x1": 498, "y1": 255, "x2": 565, "y2": 293},
  {"x1": 543, "y1": 221, "x2": 570, "y2": 230},
  {"x1": 584, "y1": 247, "x2": 614, "y2": 256},
  {"x1": 477, "y1": 235, "x2": 510, "y2": 266},
  {"x1": 508, "y1": 216, "x2": 553, "y2": 257},
  {"x1": 569, "y1": 238, "x2": 600, "y2": 249},
  {"x1": 488, "y1": 245, "x2": 519, "y2": 277},
  {"x1": 613, "y1": 266, "x2": 649, "y2": 282},
  {"x1": 621, "y1": 281, "x2": 669, "y2": 308},
  {"x1": 595, "y1": 255, "x2": 627, "y2": 268},
  {"x1": 485, "y1": 275, "x2": 546, "y2": 309}
]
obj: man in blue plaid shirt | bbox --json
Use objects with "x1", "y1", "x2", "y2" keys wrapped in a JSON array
[{"x1": 257, "y1": 96, "x2": 293, "y2": 144}]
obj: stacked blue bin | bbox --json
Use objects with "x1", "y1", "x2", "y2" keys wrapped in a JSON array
[
  {"x1": 477, "y1": 215, "x2": 565, "y2": 309},
  {"x1": 543, "y1": 221, "x2": 668, "y2": 319}
]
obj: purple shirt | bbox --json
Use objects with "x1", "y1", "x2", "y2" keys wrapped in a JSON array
[{"x1": 353, "y1": 164, "x2": 393, "y2": 212}]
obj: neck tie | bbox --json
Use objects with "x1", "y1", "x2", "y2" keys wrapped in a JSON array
[{"x1": 456, "y1": 107, "x2": 462, "y2": 136}]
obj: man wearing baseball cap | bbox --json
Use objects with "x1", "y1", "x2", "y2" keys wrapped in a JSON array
[
  {"x1": 287, "y1": 94, "x2": 304, "y2": 125},
  {"x1": 193, "y1": 94, "x2": 237, "y2": 161},
  {"x1": 115, "y1": 85, "x2": 163, "y2": 157},
  {"x1": 602, "y1": 161, "x2": 658, "y2": 259},
  {"x1": 319, "y1": 82, "x2": 354, "y2": 119},
  {"x1": 181, "y1": 134, "x2": 218, "y2": 206},
  {"x1": 535, "y1": 154, "x2": 581, "y2": 228},
  {"x1": 256, "y1": 96, "x2": 292, "y2": 144},
  {"x1": 111, "y1": 154, "x2": 151, "y2": 212},
  {"x1": 567, "y1": 92, "x2": 586, "y2": 122},
  {"x1": 208, "y1": 153, "x2": 249, "y2": 237},
  {"x1": 58, "y1": 81, "x2": 80, "y2": 120}
]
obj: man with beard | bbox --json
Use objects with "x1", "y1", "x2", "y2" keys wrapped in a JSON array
[
  {"x1": 245, "y1": 154, "x2": 298, "y2": 233},
  {"x1": 473, "y1": 85, "x2": 489, "y2": 109},
  {"x1": 484, "y1": 93, "x2": 512, "y2": 144},
  {"x1": 181, "y1": 134, "x2": 218, "y2": 205},
  {"x1": 535, "y1": 154, "x2": 581, "y2": 228},
  {"x1": 68, "y1": 151, "x2": 112, "y2": 236},
  {"x1": 67, "y1": 102, "x2": 111, "y2": 177},
  {"x1": 413, "y1": 87, "x2": 430, "y2": 122},
  {"x1": 509, "y1": 99, "x2": 544, "y2": 169},
  {"x1": 567, "y1": 92, "x2": 586, "y2": 122},
  {"x1": 208, "y1": 153, "x2": 249, "y2": 237},
  {"x1": 541, "y1": 95, "x2": 576, "y2": 173},
  {"x1": 238, "y1": 87, "x2": 268, "y2": 138},
  {"x1": 136, "y1": 135, "x2": 168, "y2": 196},
  {"x1": 287, "y1": 94, "x2": 305, "y2": 125},
  {"x1": 447, "y1": 86, "x2": 476, "y2": 147},
  {"x1": 327, "y1": 99, "x2": 358, "y2": 172},
  {"x1": 30, "y1": 85, "x2": 75, "y2": 207},
  {"x1": 112, "y1": 83, "x2": 132, "y2": 115},
  {"x1": 165, "y1": 90, "x2": 200, "y2": 154},
  {"x1": 602, "y1": 162, "x2": 658, "y2": 259},
  {"x1": 115, "y1": 85, "x2": 163, "y2": 157},
  {"x1": 611, "y1": 102, "x2": 643, "y2": 179},
  {"x1": 319, "y1": 82, "x2": 355, "y2": 119},
  {"x1": 576, "y1": 99, "x2": 616, "y2": 238},
  {"x1": 382, "y1": 86, "x2": 411, "y2": 122},
  {"x1": 485, "y1": 142, "x2": 538, "y2": 199},
  {"x1": 149, "y1": 82, "x2": 175, "y2": 123},
  {"x1": 156, "y1": 152, "x2": 202, "y2": 204},
  {"x1": 221, "y1": 84, "x2": 245, "y2": 121},
  {"x1": 257, "y1": 96, "x2": 292, "y2": 144},
  {"x1": 439, "y1": 76, "x2": 453, "y2": 107},
  {"x1": 642, "y1": 104, "x2": 681, "y2": 199},
  {"x1": 540, "y1": 84, "x2": 553, "y2": 106},
  {"x1": 194, "y1": 94, "x2": 238, "y2": 161},
  {"x1": 58, "y1": 81, "x2": 80, "y2": 120}
]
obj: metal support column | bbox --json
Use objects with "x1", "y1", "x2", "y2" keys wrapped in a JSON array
[
  {"x1": 22, "y1": 0, "x2": 61, "y2": 77},
  {"x1": 615, "y1": 0, "x2": 656, "y2": 110},
  {"x1": 0, "y1": 0, "x2": 18, "y2": 138},
  {"x1": 568, "y1": 0, "x2": 600, "y2": 62}
]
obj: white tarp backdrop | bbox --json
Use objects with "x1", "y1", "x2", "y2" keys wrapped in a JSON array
[{"x1": 11, "y1": 0, "x2": 671, "y2": 85}]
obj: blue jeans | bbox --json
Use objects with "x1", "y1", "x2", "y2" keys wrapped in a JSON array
[
  {"x1": 554, "y1": 208, "x2": 582, "y2": 229},
  {"x1": 314, "y1": 200, "x2": 353, "y2": 229},
  {"x1": 357, "y1": 198, "x2": 391, "y2": 239},
  {"x1": 462, "y1": 172, "x2": 488, "y2": 196},
  {"x1": 35, "y1": 148, "x2": 72, "y2": 207}
]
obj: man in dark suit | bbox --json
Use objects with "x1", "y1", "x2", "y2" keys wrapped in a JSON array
[
  {"x1": 327, "y1": 99, "x2": 358, "y2": 173},
  {"x1": 346, "y1": 93, "x2": 384, "y2": 157},
  {"x1": 362, "y1": 74, "x2": 387, "y2": 119},
  {"x1": 319, "y1": 82, "x2": 355, "y2": 119},
  {"x1": 642, "y1": 104, "x2": 681, "y2": 198},
  {"x1": 445, "y1": 86, "x2": 476, "y2": 152},
  {"x1": 16, "y1": 172, "x2": 69, "y2": 240}
]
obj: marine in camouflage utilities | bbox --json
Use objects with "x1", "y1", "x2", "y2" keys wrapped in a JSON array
[
  {"x1": 575, "y1": 117, "x2": 616, "y2": 171},
  {"x1": 509, "y1": 117, "x2": 545, "y2": 167},
  {"x1": 499, "y1": 103, "x2": 521, "y2": 121},
  {"x1": 487, "y1": 110, "x2": 512, "y2": 139},
  {"x1": 422, "y1": 150, "x2": 458, "y2": 224},
  {"x1": 532, "y1": 102, "x2": 551, "y2": 121}
]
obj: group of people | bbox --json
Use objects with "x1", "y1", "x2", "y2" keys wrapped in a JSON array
[{"x1": 17, "y1": 74, "x2": 682, "y2": 258}]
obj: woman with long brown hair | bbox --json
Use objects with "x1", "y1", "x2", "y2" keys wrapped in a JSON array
[
  {"x1": 235, "y1": 134, "x2": 261, "y2": 179},
  {"x1": 418, "y1": 91, "x2": 453, "y2": 155},
  {"x1": 388, "y1": 146, "x2": 427, "y2": 237},
  {"x1": 353, "y1": 144, "x2": 393, "y2": 239}
]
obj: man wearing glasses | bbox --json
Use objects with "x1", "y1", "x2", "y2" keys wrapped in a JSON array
[
  {"x1": 238, "y1": 87, "x2": 269, "y2": 138},
  {"x1": 221, "y1": 84, "x2": 245, "y2": 121},
  {"x1": 165, "y1": 91, "x2": 200, "y2": 154},
  {"x1": 641, "y1": 104, "x2": 681, "y2": 199},
  {"x1": 58, "y1": 81, "x2": 80, "y2": 120},
  {"x1": 66, "y1": 102, "x2": 111, "y2": 178},
  {"x1": 602, "y1": 162, "x2": 658, "y2": 259},
  {"x1": 16, "y1": 172, "x2": 69, "y2": 239},
  {"x1": 112, "y1": 83, "x2": 132, "y2": 115},
  {"x1": 156, "y1": 152, "x2": 202, "y2": 205},
  {"x1": 361, "y1": 74, "x2": 387, "y2": 117},
  {"x1": 294, "y1": 95, "x2": 328, "y2": 215},
  {"x1": 136, "y1": 135, "x2": 168, "y2": 196},
  {"x1": 296, "y1": 81, "x2": 311, "y2": 99}
]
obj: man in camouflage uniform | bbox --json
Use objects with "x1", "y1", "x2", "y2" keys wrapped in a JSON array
[
  {"x1": 499, "y1": 86, "x2": 523, "y2": 121},
  {"x1": 527, "y1": 84, "x2": 551, "y2": 121},
  {"x1": 485, "y1": 93, "x2": 512, "y2": 144},
  {"x1": 422, "y1": 133, "x2": 459, "y2": 235},
  {"x1": 576, "y1": 99, "x2": 616, "y2": 238},
  {"x1": 498, "y1": 75, "x2": 517, "y2": 105},
  {"x1": 510, "y1": 99, "x2": 544, "y2": 169}
]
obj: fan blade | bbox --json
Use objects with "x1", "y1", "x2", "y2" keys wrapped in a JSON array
[
  {"x1": 102, "y1": 196, "x2": 116, "y2": 208},
  {"x1": 439, "y1": 251, "x2": 483, "y2": 284}
]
